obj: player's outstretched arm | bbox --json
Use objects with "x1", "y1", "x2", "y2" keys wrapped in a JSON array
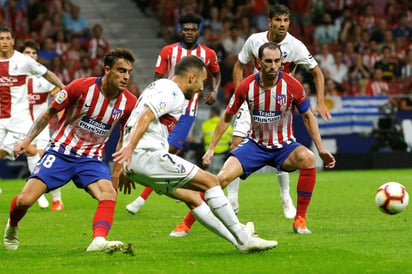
[
  {"x1": 301, "y1": 109, "x2": 335, "y2": 169},
  {"x1": 113, "y1": 107, "x2": 155, "y2": 169},
  {"x1": 202, "y1": 110, "x2": 233, "y2": 167},
  {"x1": 14, "y1": 106, "x2": 58, "y2": 157}
]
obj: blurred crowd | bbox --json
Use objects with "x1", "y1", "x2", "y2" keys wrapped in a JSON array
[
  {"x1": 0, "y1": 0, "x2": 140, "y2": 96},
  {"x1": 2, "y1": 0, "x2": 412, "y2": 109}
]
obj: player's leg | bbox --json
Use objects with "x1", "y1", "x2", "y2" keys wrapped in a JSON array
[
  {"x1": 275, "y1": 170, "x2": 296, "y2": 219},
  {"x1": 50, "y1": 188, "x2": 64, "y2": 211},
  {"x1": 183, "y1": 168, "x2": 277, "y2": 252},
  {"x1": 26, "y1": 145, "x2": 49, "y2": 209},
  {"x1": 281, "y1": 145, "x2": 316, "y2": 235},
  {"x1": 125, "y1": 186, "x2": 153, "y2": 214},
  {"x1": 4, "y1": 178, "x2": 47, "y2": 250},
  {"x1": 79, "y1": 159, "x2": 123, "y2": 252},
  {"x1": 37, "y1": 138, "x2": 64, "y2": 211}
]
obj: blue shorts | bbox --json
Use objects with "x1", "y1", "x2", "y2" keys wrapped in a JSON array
[
  {"x1": 29, "y1": 150, "x2": 111, "y2": 191},
  {"x1": 168, "y1": 114, "x2": 196, "y2": 150},
  {"x1": 230, "y1": 138, "x2": 301, "y2": 179}
]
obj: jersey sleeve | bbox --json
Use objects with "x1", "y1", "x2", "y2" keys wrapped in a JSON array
[
  {"x1": 26, "y1": 56, "x2": 48, "y2": 77},
  {"x1": 51, "y1": 79, "x2": 81, "y2": 111},
  {"x1": 293, "y1": 40, "x2": 318, "y2": 70},
  {"x1": 154, "y1": 46, "x2": 170, "y2": 75},
  {"x1": 227, "y1": 78, "x2": 249, "y2": 115},
  {"x1": 119, "y1": 91, "x2": 138, "y2": 131},
  {"x1": 237, "y1": 35, "x2": 255, "y2": 65},
  {"x1": 205, "y1": 47, "x2": 220, "y2": 74}
]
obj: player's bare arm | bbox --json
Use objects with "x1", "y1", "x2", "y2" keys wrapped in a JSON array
[
  {"x1": 113, "y1": 106, "x2": 155, "y2": 168},
  {"x1": 311, "y1": 66, "x2": 331, "y2": 121},
  {"x1": 301, "y1": 109, "x2": 335, "y2": 169},
  {"x1": 202, "y1": 109, "x2": 234, "y2": 167},
  {"x1": 44, "y1": 70, "x2": 65, "y2": 90},
  {"x1": 14, "y1": 106, "x2": 58, "y2": 156},
  {"x1": 204, "y1": 71, "x2": 221, "y2": 105},
  {"x1": 232, "y1": 60, "x2": 245, "y2": 87}
]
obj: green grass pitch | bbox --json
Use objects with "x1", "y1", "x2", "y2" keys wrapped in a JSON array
[{"x1": 0, "y1": 169, "x2": 411, "y2": 273}]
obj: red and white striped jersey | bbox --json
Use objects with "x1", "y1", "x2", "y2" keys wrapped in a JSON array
[
  {"x1": 227, "y1": 72, "x2": 307, "y2": 148},
  {"x1": 50, "y1": 77, "x2": 137, "y2": 159},
  {"x1": 0, "y1": 50, "x2": 47, "y2": 119},
  {"x1": 155, "y1": 42, "x2": 220, "y2": 117},
  {"x1": 238, "y1": 31, "x2": 318, "y2": 75}
]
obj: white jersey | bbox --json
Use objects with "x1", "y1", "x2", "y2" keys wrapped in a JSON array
[
  {"x1": 125, "y1": 79, "x2": 186, "y2": 151},
  {"x1": 238, "y1": 31, "x2": 318, "y2": 74},
  {"x1": 27, "y1": 76, "x2": 56, "y2": 119},
  {"x1": 0, "y1": 50, "x2": 48, "y2": 120}
]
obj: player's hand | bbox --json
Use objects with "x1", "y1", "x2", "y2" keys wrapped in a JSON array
[
  {"x1": 202, "y1": 149, "x2": 215, "y2": 167},
  {"x1": 118, "y1": 171, "x2": 136, "y2": 195},
  {"x1": 112, "y1": 144, "x2": 134, "y2": 169},
  {"x1": 314, "y1": 102, "x2": 332, "y2": 122},
  {"x1": 13, "y1": 140, "x2": 29, "y2": 158},
  {"x1": 204, "y1": 90, "x2": 217, "y2": 105},
  {"x1": 319, "y1": 150, "x2": 336, "y2": 169}
]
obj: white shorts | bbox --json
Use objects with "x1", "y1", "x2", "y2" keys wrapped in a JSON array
[
  {"x1": 125, "y1": 148, "x2": 199, "y2": 195},
  {"x1": 233, "y1": 103, "x2": 251, "y2": 138},
  {"x1": 0, "y1": 116, "x2": 33, "y2": 160}
]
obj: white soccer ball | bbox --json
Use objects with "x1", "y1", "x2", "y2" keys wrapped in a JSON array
[{"x1": 375, "y1": 182, "x2": 409, "y2": 215}]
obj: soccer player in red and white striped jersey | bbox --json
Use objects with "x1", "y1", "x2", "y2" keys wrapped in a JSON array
[
  {"x1": 203, "y1": 42, "x2": 336, "y2": 234},
  {"x1": 125, "y1": 13, "x2": 221, "y2": 223},
  {"x1": 5, "y1": 48, "x2": 137, "y2": 252}
]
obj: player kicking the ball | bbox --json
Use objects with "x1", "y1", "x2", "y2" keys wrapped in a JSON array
[{"x1": 113, "y1": 55, "x2": 277, "y2": 253}]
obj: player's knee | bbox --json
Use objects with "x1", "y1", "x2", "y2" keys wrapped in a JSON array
[
  {"x1": 16, "y1": 194, "x2": 35, "y2": 208},
  {"x1": 299, "y1": 149, "x2": 316, "y2": 168}
]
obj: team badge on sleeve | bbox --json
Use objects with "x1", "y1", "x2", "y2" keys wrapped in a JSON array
[
  {"x1": 55, "y1": 90, "x2": 68, "y2": 104},
  {"x1": 159, "y1": 102, "x2": 167, "y2": 111}
]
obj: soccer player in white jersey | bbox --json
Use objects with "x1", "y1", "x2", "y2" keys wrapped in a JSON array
[
  {"x1": 113, "y1": 55, "x2": 277, "y2": 253},
  {"x1": 4, "y1": 48, "x2": 137, "y2": 252},
  {"x1": 0, "y1": 27, "x2": 64, "y2": 198},
  {"x1": 203, "y1": 42, "x2": 335, "y2": 234},
  {"x1": 226, "y1": 3, "x2": 332, "y2": 221},
  {"x1": 124, "y1": 13, "x2": 221, "y2": 237},
  {"x1": 20, "y1": 39, "x2": 64, "y2": 211}
]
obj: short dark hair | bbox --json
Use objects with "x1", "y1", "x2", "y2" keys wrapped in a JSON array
[
  {"x1": 20, "y1": 39, "x2": 40, "y2": 53},
  {"x1": 0, "y1": 26, "x2": 14, "y2": 37},
  {"x1": 258, "y1": 42, "x2": 282, "y2": 59},
  {"x1": 269, "y1": 3, "x2": 290, "y2": 19},
  {"x1": 179, "y1": 13, "x2": 202, "y2": 27},
  {"x1": 174, "y1": 55, "x2": 206, "y2": 76},
  {"x1": 104, "y1": 48, "x2": 135, "y2": 68}
]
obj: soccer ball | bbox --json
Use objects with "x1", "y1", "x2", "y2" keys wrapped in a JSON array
[{"x1": 375, "y1": 182, "x2": 409, "y2": 215}]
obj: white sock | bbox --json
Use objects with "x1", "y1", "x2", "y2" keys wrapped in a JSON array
[
  {"x1": 26, "y1": 154, "x2": 41, "y2": 173},
  {"x1": 192, "y1": 202, "x2": 237, "y2": 246},
  {"x1": 226, "y1": 177, "x2": 240, "y2": 202},
  {"x1": 204, "y1": 186, "x2": 247, "y2": 245},
  {"x1": 276, "y1": 171, "x2": 290, "y2": 198},
  {"x1": 50, "y1": 188, "x2": 62, "y2": 202}
]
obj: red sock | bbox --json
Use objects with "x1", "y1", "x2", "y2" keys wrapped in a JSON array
[
  {"x1": 92, "y1": 200, "x2": 116, "y2": 238},
  {"x1": 183, "y1": 193, "x2": 206, "y2": 228},
  {"x1": 140, "y1": 187, "x2": 153, "y2": 200},
  {"x1": 9, "y1": 196, "x2": 28, "y2": 227},
  {"x1": 296, "y1": 168, "x2": 316, "y2": 220}
]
